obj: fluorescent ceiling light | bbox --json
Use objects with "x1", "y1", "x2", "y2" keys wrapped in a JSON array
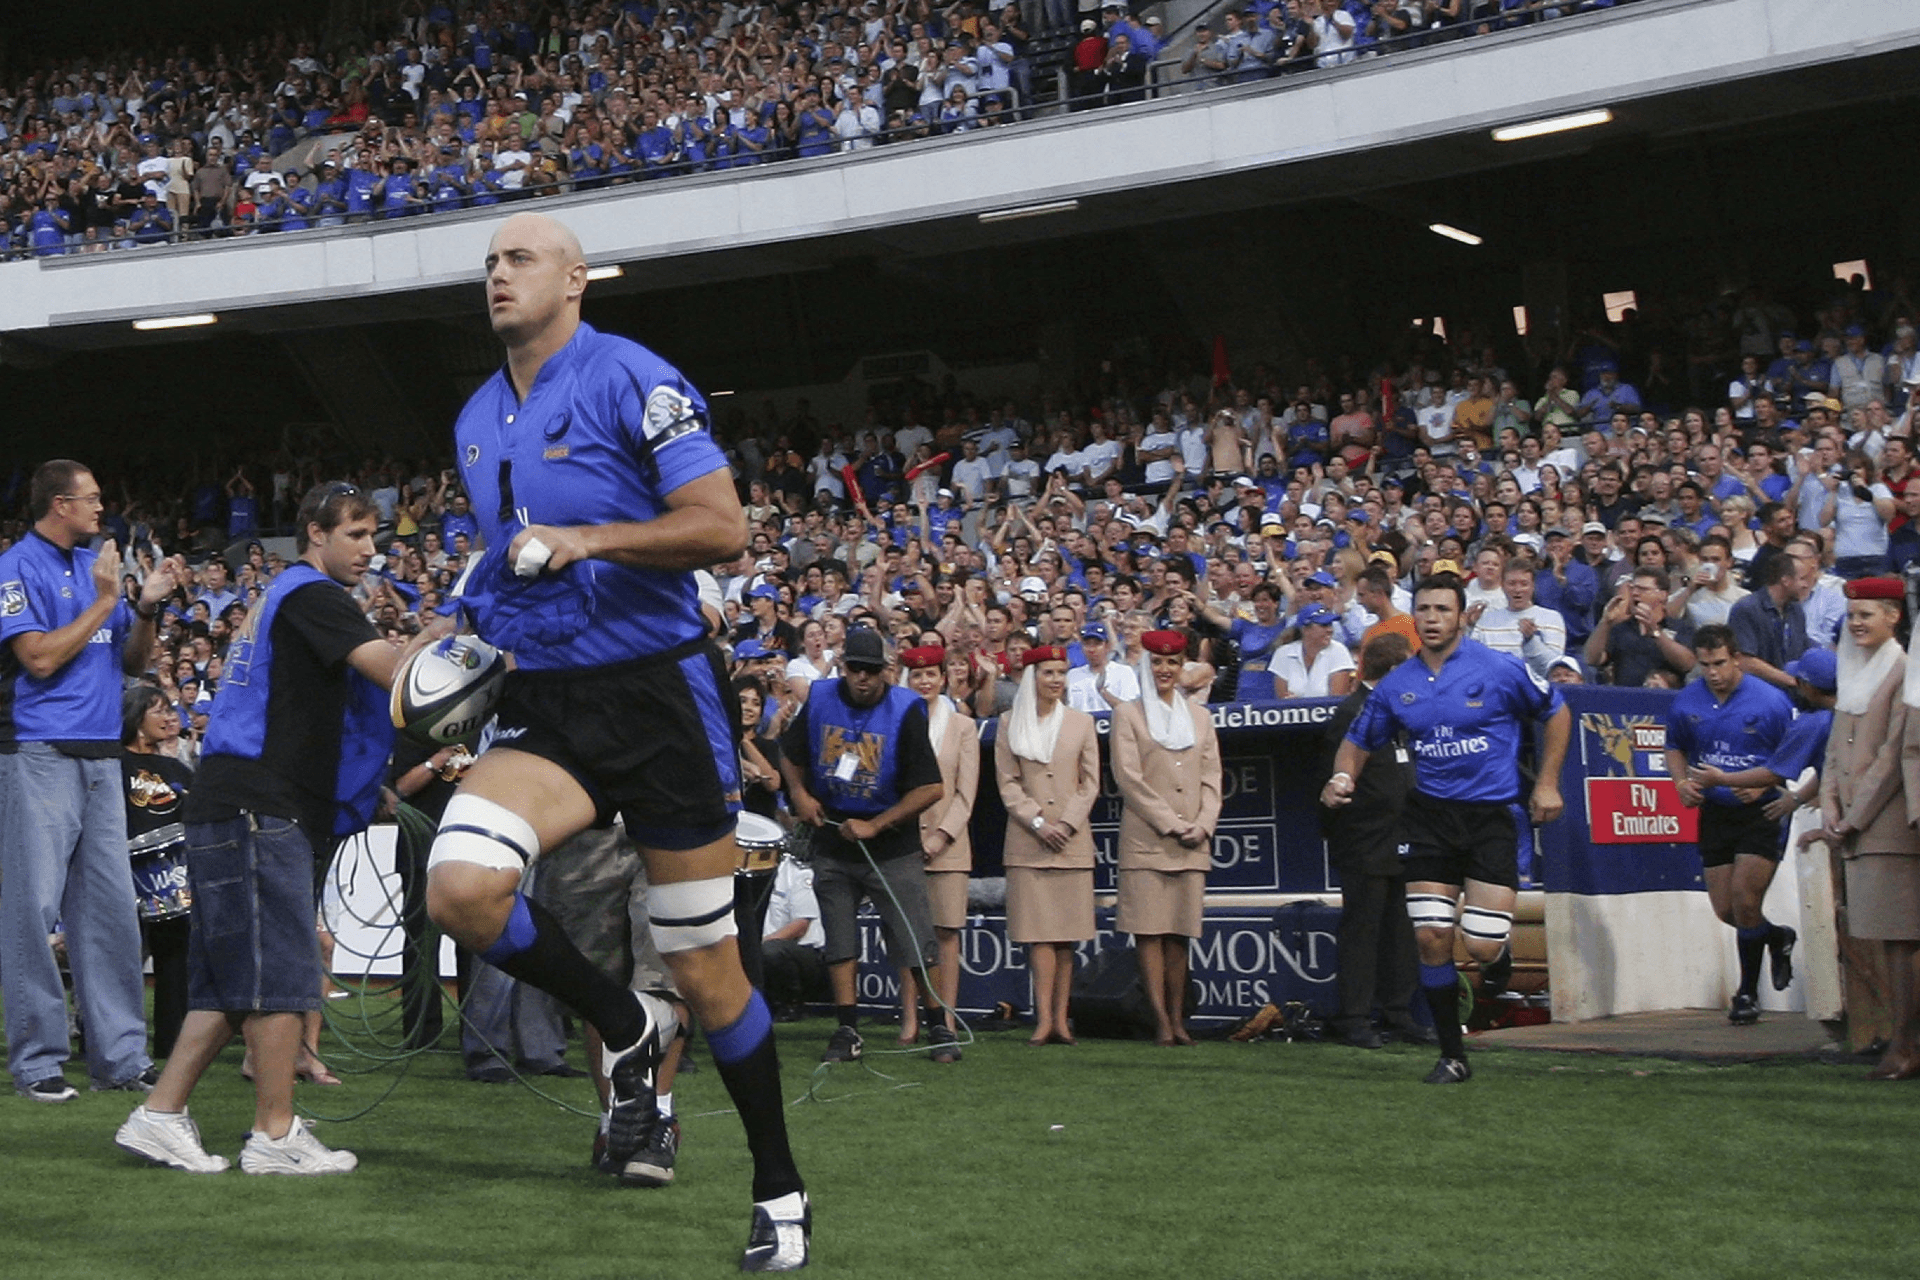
[
  {"x1": 132, "y1": 313, "x2": 217, "y2": 331},
  {"x1": 978, "y1": 199, "x2": 1079, "y2": 225},
  {"x1": 1492, "y1": 108, "x2": 1612, "y2": 143},
  {"x1": 1428, "y1": 223, "x2": 1483, "y2": 247},
  {"x1": 585, "y1": 264, "x2": 624, "y2": 281}
]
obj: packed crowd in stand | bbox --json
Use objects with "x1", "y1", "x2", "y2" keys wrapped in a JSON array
[
  {"x1": 7, "y1": 271, "x2": 1912, "y2": 749},
  {"x1": 0, "y1": 0, "x2": 1622, "y2": 252}
]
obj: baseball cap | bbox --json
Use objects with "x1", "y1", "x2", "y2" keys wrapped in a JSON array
[
  {"x1": 1548, "y1": 655, "x2": 1582, "y2": 678},
  {"x1": 1581, "y1": 521, "x2": 1608, "y2": 536},
  {"x1": 748, "y1": 582, "x2": 780, "y2": 600},
  {"x1": 1296, "y1": 604, "x2": 1338, "y2": 628},
  {"x1": 1304, "y1": 569, "x2": 1337, "y2": 588},
  {"x1": 733, "y1": 639, "x2": 768, "y2": 660},
  {"x1": 1233, "y1": 475, "x2": 1258, "y2": 489},
  {"x1": 1431, "y1": 559, "x2": 1463, "y2": 576},
  {"x1": 1018, "y1": 575, "x2": 1047, "y2": 598},
  {"x1": 843, "y1": 627, "x2": 888, "y2": 669},
  {"x1": 1081, "y1": 623, "x2": 1110, "y2": 642},
  {"x1": 1786, "y1": 648, "x2": 1837, "y2": 692},
  {"x1": 1545, "y1": 526, "x2": 1572, "y2": 539}
]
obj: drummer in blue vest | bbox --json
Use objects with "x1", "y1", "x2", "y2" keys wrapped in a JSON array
[
  {"x1": 777, "y1": 627, "x2": 948, "y2": 1065},
  {"x1": 1322, "y1": 571, "x2": 1570, "y2": 1085},
  {"x1": 115, "y1": 482, "x2": 426, "y2": 1176},
  {"x1": 0, "y1": 459, "x2": 182, "y2": 1103}
]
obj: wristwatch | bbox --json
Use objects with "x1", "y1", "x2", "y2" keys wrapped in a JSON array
[{"x1": 1030, "y1": 815, "x2": 1045, "y2": 832}]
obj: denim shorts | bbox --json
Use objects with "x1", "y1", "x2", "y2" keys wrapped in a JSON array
[{"x1": 185, "y1": 814, "x2": 324, "y2": 1014}]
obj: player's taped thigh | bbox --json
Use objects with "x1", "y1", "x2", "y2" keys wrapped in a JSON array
[
  {"x1": 1459, "y1": 905, "x2": 1514, "y2": 948},
  {"x1": 648, "y1": 875, "x2": 739, "y2": 954},
  {"x1": 1406, "y1": 892, "x2": 1458, "y2": 932},
  {"x1": 428, "y1": 794, "x2": 539, "y2": 873}
]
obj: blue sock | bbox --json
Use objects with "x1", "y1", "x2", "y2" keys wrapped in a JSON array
[
  {"x1": 708, "y1": 990, "x2": 774, "y2": 1065},
  {"x1": 1420, "y1": 962, "x2": 1464, "y2": 1059},
  {"x1": 479, "y1": 894, "x2": 538, "y2": 964},
  {"x1": 1735, "y1": 923, "x2": 1770, "y2": 998}
]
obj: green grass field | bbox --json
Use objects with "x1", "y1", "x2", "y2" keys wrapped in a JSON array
[{"x1": 9, "y1": 1014, "x2": 1920, "y2": 1280}]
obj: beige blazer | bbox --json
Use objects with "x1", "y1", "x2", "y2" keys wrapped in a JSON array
[
  {"x1": 1109, "y1": 696, "x2": 1221, "y2": 873},
  {"x1": 993, "y1": 705, "x2": 1101, "y2": 869},
  {"x1": 920, "y1": 705, "x2": 979, "y2": 872}
]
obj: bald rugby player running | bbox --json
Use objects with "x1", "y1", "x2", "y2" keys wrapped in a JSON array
[{"x1": 424, "y1": 214, "x2": 807, "y2": 1271}]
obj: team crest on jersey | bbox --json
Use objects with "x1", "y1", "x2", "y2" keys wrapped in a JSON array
[
  {"x1": 1400, "y1": 691, "x2": 1416, "y2": 704},
  {"x1": 643, "y1": 386, "x2": 703, "y2": 445},
  {"x1": 465, "y1": 444, "x2": 481, "y2": 466},
  {"x1": 0, "y1": 581, "x2": 22, "y2": 617},
  {"x1": 543, "y1": 411, "x2": 572, "y2": 443}
]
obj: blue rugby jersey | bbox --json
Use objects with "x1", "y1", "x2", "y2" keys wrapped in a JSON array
[
  {"x1": 1667, "y1": 672, "x2": 1795, "y2": 807},
  {"x1": 1347, "y1": 636, "x2": 1563, "y2": 804},
  {"x1": 452, "y1": 321, "x2": 731, "y2": 671},
  {"x1": 0, "y1": 531, "x2": 133, "y2": 749}
]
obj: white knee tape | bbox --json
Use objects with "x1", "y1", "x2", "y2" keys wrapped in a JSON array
[
  {"x1": 648, "y1": 875, "x2": 738, "y2": 954},
  {"x1": 1406, "y1": 893, "x2": 1458, "y2": 931},
  {"x1": 1459, "y1": 906, "x2": 1514, "y2": 946},
  {"x1": 429, "y1": 794, "x2": 541, "y2": 873}
]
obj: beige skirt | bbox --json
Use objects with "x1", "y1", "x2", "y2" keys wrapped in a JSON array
[
  {"x1": 1006, "y1": 866, "x2": 1095, "y2": 943},
  {"x1": 926, "y1": 870, "x2": 969, "y2": 931},
  {"x1": 1845, "y1": 853, "x2": 1920, "y2": 941},
  {"x1": 1114, "y1": 868, "x2": 1205, "y2": 939}
]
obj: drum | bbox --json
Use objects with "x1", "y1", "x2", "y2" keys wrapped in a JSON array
[
  {"x1": 735, "y1": 812, "x2": 788, "y2": 877},
  {"x1": 129, "y1": 824, "x2": 192, "y2": 922}
]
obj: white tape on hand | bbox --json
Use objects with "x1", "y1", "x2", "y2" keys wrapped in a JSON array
[{"x1": 513, "y1": 534, "x2": 553, "y2": 579}]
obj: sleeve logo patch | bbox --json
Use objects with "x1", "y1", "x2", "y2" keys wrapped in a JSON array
[
  {"x1": 643, "y1": 386, "x2": 703, "y2": 444},
  {"x1": 0, "y1": 581, "x2": 23, "y2": 617}
]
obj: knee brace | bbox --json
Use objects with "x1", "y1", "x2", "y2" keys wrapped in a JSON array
[
  {"x1": 1459, "y1": 905, "x2": 1515, "y2": 948},
  {"x1": 648, "y1": 875, "x2": 739, "y2": 954},
  {"x1": 429, "y1": 794, "x2": 539, "y2": 873},
  {"x1": 1406, "y1": 892, "x2": 1458, "y2": 932}
]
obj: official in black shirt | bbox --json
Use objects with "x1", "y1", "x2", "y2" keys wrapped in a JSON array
[{"x1": 1318, "y1": 632, "x2": 1425, "y2": 1049}]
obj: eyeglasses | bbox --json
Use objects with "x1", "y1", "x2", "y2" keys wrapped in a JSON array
[{"x1": 57, "y1": 492, "x2": 103, "y2": 507}]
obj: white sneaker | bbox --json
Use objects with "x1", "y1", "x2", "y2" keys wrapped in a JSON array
[
  {"x1": 115, "y1": 1105, "x2": 231, "y2": 1173},
  {"x1": 239, "y1": 1115, "x2": 358, "y2": 1175}
]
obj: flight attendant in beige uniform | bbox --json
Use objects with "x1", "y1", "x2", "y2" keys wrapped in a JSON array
[
  {"x1": 1111, "y1": 630, "x2": 1221, "y2": 1046},
  {"x1": 1814, "y1": 577, "x2": 1920, "y2": 1078},
  {"x1": 995, "y1": 644, "x2": 1100, "y2": 1045},
  {"x1": 898, "y1": 644, "x2": 978, "y2": 1055}
]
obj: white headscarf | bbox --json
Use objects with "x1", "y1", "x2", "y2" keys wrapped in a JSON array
[
  {"x1": 1841, "y1": 633, "x2": 1900, "y2": 715},
  {"x1": 1006, "y1": 664, "x2": 1064, "y2": 763},
  {"x1": 1135, "y1": 648, "x2": 1195, "y2": 751},
  {"x1": 926, "y1": 690, "x2": 952, "y2": 752}
]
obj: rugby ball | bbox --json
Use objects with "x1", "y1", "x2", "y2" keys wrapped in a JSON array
[{"x1": 392, "y1": 634, "x2": 510, "y2": 747}]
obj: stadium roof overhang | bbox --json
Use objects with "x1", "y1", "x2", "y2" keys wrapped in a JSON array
[{"x1": 3, "y1": 0, "x2": 1918, "y2": 359}]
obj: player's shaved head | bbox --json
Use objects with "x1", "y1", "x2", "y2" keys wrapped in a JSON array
[
  {"x1": 489, "y1": 211, "x2": 585, "y2": 268},
  {"x1": 484, "y1": 213, "x2": 588, "y2": 357}
]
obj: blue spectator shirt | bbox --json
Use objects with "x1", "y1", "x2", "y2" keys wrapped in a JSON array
[
  {"x1": 1767, "y1": 709, "x2": 1830, "y2": 787},
  {"x1": 1347, "y1": 637, "x2": 1563, "y2": 804},
  {"x1": 1727, "y1": 588, "x2": 1808, "y2": 672},
  {"x1": 1230, "y1": 616, "x2": 1286, "y2": 701},
  {"x1": 452, "y1": 321, "x2": 729, "y2": 671},
  {"x1": 0, "y1": 531, "x2": 134, "y2": 749},
  {"x1": 345, "y1": 167, "x2": 381, "y2": 215},
  {"x1": 1666, "y1": 671, "x2": 1794, "y2": 807}
]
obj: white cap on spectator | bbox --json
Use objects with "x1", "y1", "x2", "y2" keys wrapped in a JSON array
[
  {"x1": 1019, "y1": 576, "x2": 1048, "y2": 598},
  {"x1": 1581, "y1": 521, "x2": 1607, "y2": 536},
  {"x1": 1233, "y1": 475, "x2": 1257, "y2": 488}
]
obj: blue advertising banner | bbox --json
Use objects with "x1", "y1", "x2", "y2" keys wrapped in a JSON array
[
  {"x1": 970, "y1": 700, "x2": 1346, "y2": 894},
  {"x1": 852, "y1": 902, "x2": 1342, "y2": 1024},
  {"x1": 1538, "y1": 685, "x2": 1705, "y2": 898}
]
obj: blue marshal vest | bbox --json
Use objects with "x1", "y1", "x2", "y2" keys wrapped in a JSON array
[
  {"x1": 204, "y1": 562, "x2": 394, "y2": 835},
  {"x1": 806, "y1": 679, "x2": 918, "y2": 818}
]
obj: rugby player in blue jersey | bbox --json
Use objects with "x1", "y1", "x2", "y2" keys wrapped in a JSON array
[
  {"x1": 1322, "y1": 573, "x2": 1570, "y2": 1084},
  {"x1": 423, "y1": 213, "x2": 806, "y2": 1271},
  {"x1": 1666, "y1": 623, "x2": 1799, "y2": 1027}
]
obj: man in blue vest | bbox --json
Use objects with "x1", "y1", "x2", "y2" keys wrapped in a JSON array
[
  {"x1": 1323, "y1": 571, "x2": 1570, "y2": 1085},
  {"x1": 422, "y1": 212, "x2": 808, "y2": 1270},
  {"x1": 114, "y1": 482, "x2": 422, "y2": 1174},
  {"x1": 776, "y1": 627, "x2": 946, "y2": 1065},
  {"x1": 0, "y1": 459, "x2": 182, "y2": 1102}
]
